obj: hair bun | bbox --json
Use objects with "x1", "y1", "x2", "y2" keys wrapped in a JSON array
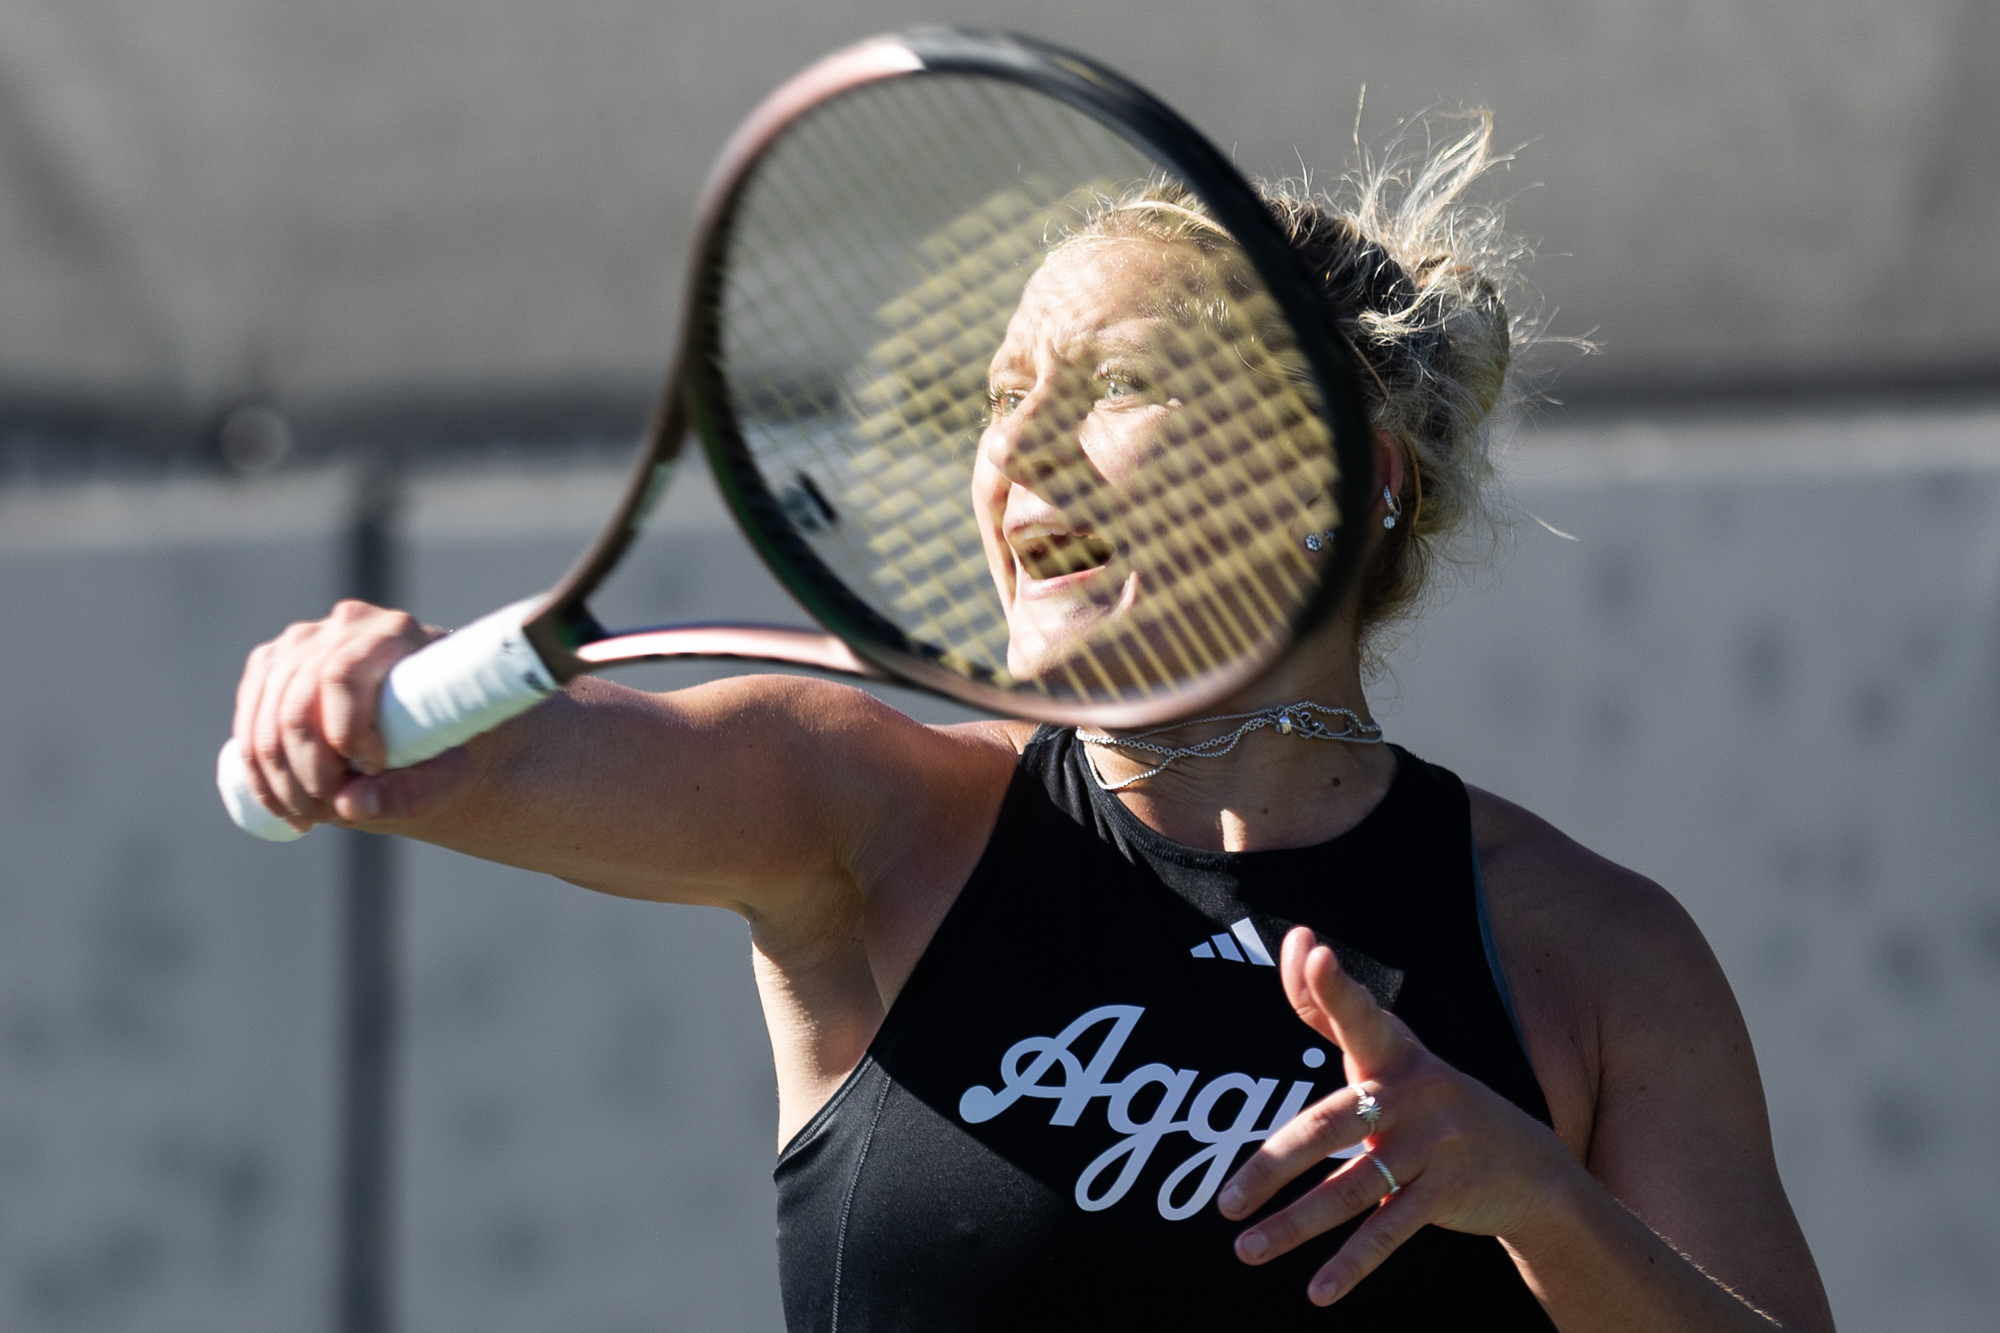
[{"x1": 1258, "y1": 110, "x2": 1530, "y2": 658}]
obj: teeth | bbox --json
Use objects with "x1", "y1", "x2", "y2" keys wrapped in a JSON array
[{"x1": 1016, "y1": 531, "x2": 1114, "y2": 580}]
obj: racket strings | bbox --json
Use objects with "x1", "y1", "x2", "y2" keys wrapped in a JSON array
[
  {"x1": 725, "y1": 78, "x2": 1110, "y2": 683},
  {"x1": 841, "y1": 77, "x2": 1136, "y2": 683},
  {"x1": 724, "y1": 104, "x2": 955, "y2": 620},
  {"x1": 797, "y1": 85, "x2": 1032, "y2": 671},
  {"x1": 715, "y1": 73, "x2": 1338, "y2": 705}
]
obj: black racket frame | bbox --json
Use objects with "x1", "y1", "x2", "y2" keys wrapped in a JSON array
[{"x1": 521, "y1": 27, "x2": 1377, "y2": 727}]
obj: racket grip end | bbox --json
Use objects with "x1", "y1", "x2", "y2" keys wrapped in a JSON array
[{"x1": 216, "y1": 741, "x2": 311, "y2": 842}]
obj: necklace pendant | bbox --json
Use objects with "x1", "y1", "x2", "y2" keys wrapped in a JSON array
[{"x1": 1276, "y1": 711, "x2": 1295, "y2": 735}]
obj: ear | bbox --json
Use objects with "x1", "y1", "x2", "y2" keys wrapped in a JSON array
[{"x1": 1372, "y1": 429, "x2": 1406, "y2": 513}]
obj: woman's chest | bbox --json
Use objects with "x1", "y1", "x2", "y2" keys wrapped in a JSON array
[{"x1": 773, "y1": 855, "x2": 1554, "y2": 1331}]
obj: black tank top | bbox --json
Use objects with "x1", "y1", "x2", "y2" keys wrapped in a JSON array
[{"x1": 774, "y1": 728, "x2": 1556, "y2": 1331}]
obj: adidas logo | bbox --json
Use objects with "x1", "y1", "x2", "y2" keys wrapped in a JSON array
[{"x1": 1189, "y1": 918, "x2": 1276, "y2": 967}]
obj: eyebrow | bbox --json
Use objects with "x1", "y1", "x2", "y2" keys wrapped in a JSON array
[
  {"x1": 1044, "y1": 317, "x2": 1173, "y2": 367},
  {"x1": 988, "y1": 312, "x2": 1176, "y2": 386}
]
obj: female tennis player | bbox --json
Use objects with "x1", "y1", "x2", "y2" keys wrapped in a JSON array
[{"x1": 230, "y1": 122, "x2": 1834, "y2": 1331}]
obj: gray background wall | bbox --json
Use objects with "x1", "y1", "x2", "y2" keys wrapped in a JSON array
[
  {"x1": 0, "y1": 481, "x2": 347, "y2": 1329},
  {"x1": 3, "y1": 0, "x2": 1996, "y2": 429},
  {"x1": 5, "y1": 415, "x2": 1998, "y2": 1330}
]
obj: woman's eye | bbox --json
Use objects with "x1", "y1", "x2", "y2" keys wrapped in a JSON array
[
  {"x1": 1100, "y1": 373, "x2": 1144, "y2": 402},
  {"x1": 987, "y1": 388, "x2": 1024, "y2": 416}
]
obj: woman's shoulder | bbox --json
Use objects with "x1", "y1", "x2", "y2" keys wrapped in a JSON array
[
  {"x1": 1464, "y1": 785, "x2": 1742, "y2": 1156},
  {"x1": 939, "y1": 717, "x2": 1041, "y2": 755},
  {"x1": 1466, "y1": 785, "x2": 1707, "y2": 961}
]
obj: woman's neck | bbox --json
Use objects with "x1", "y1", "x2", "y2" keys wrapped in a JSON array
[{"x1": 1081, "y1": 625, "x2": 1397, "y2": 853}]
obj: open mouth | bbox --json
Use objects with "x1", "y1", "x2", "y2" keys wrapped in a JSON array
[{"x1": 1013, "y1": 530, "x2": 1116, "y2": 581}]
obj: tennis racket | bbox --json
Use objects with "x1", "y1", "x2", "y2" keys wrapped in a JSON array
[{"x1": 219, "y1": 26, "x2": 1376, "y2": 842}]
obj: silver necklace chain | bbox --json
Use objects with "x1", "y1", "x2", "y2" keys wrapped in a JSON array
[{"x1": 1076, "y1": 700, "x2": 1385, "y2": 792}]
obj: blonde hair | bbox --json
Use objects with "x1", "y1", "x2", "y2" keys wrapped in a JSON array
[{"x1": 1066, "y1": 112, "x2": 1530, "y2": 661}]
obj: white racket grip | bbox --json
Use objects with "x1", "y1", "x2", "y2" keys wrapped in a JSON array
[
  {"x1": 217, "y1": 597, "x2": 559, "y2": 841},
  {"x1": 376, "y1": 597, "x2": 559, "y2": 769}
]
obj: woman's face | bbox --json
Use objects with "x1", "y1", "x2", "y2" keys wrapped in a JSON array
[{"x1": 972, "y1": 237, "x2": 1330, "y2": 693}]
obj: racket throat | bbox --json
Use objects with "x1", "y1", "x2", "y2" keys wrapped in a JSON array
[{"x1": 570, "y1": 623, "x2": 889, "y2": 680}]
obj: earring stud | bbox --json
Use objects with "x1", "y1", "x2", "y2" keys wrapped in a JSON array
[{"x1": 1303, "y1": 530, "x2": 1336, "y2": 553}]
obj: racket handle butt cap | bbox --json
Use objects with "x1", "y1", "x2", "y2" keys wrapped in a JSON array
[{"x1": 216, "y1": 741, "x2": 310, "y2": 842}]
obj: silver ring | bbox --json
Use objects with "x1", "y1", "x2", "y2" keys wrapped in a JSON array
[
  {"x1": 1350, "y1": 1083, "x2": 1382, "y2": 1133},
  {"x1": 1367, "y1": 1153, "x2": 1400, "y2": 1197}
]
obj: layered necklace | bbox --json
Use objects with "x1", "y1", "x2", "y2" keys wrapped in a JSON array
[{"x1": 1076, "y1": 700, "x2": 1384, "y2": 792}]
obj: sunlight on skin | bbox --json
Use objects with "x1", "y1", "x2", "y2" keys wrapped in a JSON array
[{"x1": 972, "y1": 237, "x2": 1334, "y2": 698}]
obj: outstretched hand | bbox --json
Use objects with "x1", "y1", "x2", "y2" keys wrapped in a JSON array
[
  {"x1": 232, "y1": 600, "x2": 473, "y2": 831},
  {"x1": 1218, "y1": 927, "x2": 1580, "y2": 1306}
]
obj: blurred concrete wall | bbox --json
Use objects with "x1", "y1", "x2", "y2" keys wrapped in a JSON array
[
  {"x1": 2, "y1": 411, "x2": 1998, "y2": 1329},
  {"x1": 1, "y1": 0, "x2": 1995, "y2": 417},
  {"x1": 0, "y1": 479, "x2": 347, "y2": 1328},
  {"x1": 1388, "y1": 412, "x2": 2000, "y2": 1331}
]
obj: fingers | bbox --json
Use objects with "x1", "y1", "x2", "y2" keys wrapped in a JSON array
[
  {"x1": 1241, "y1": 931, "x2": 1575, "y2": 1307},
  {"x1": 1305, "y1": 1174, "x2": 1437, "y2": 1306},
  {"x1": 1232, "y1": 931, "x2": 1421, "y2": 1230},
  {"x1": 233, "y1": 639, "x2": 309, "y2": 834},
  {"x1": 1218, "y1": 1083, "x2": 1380, "y2": 1220},
  {"x1": 1231, "y1": 1149, "x2": 1410, "y2": 1269},
  {"x1": 1280, "y1": 926, "x2": 1407, "y2": 1075},
  {"x1": 233, "y1": 600, "x2": 431, "y2": 828},
  {"x1": 320, "y1": 607, "x2": 426, "y2": 776},
  {"x1": 1279, "y1": 926, "x2": 1335, "y2": 1037},
  {"x1": 278, "y1": 643, "x2": 347, "y2": 801},
  {"x1": 1227, "y1": 929, "x2": 1443, "y2": 1299},
  {"x1": 248, "y1": 622, "x2": 323, "y2": 819}
]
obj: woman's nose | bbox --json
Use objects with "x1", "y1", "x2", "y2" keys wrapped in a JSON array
[{"x1": 984, "y1": 381, "x2": 1088, "y2": 497}]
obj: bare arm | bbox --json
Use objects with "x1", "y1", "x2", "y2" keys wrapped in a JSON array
[
  {"x1": 230, "y1": 600, "x2": 1019, "y2": 935},
  {"x1": 1474, "y1": 793, "x2": 1834, "y2": 1331}
]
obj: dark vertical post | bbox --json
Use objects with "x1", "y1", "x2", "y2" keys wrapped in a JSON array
[{"x1": 341, "y1": 453, "x2": 400, "y2": 1333}]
